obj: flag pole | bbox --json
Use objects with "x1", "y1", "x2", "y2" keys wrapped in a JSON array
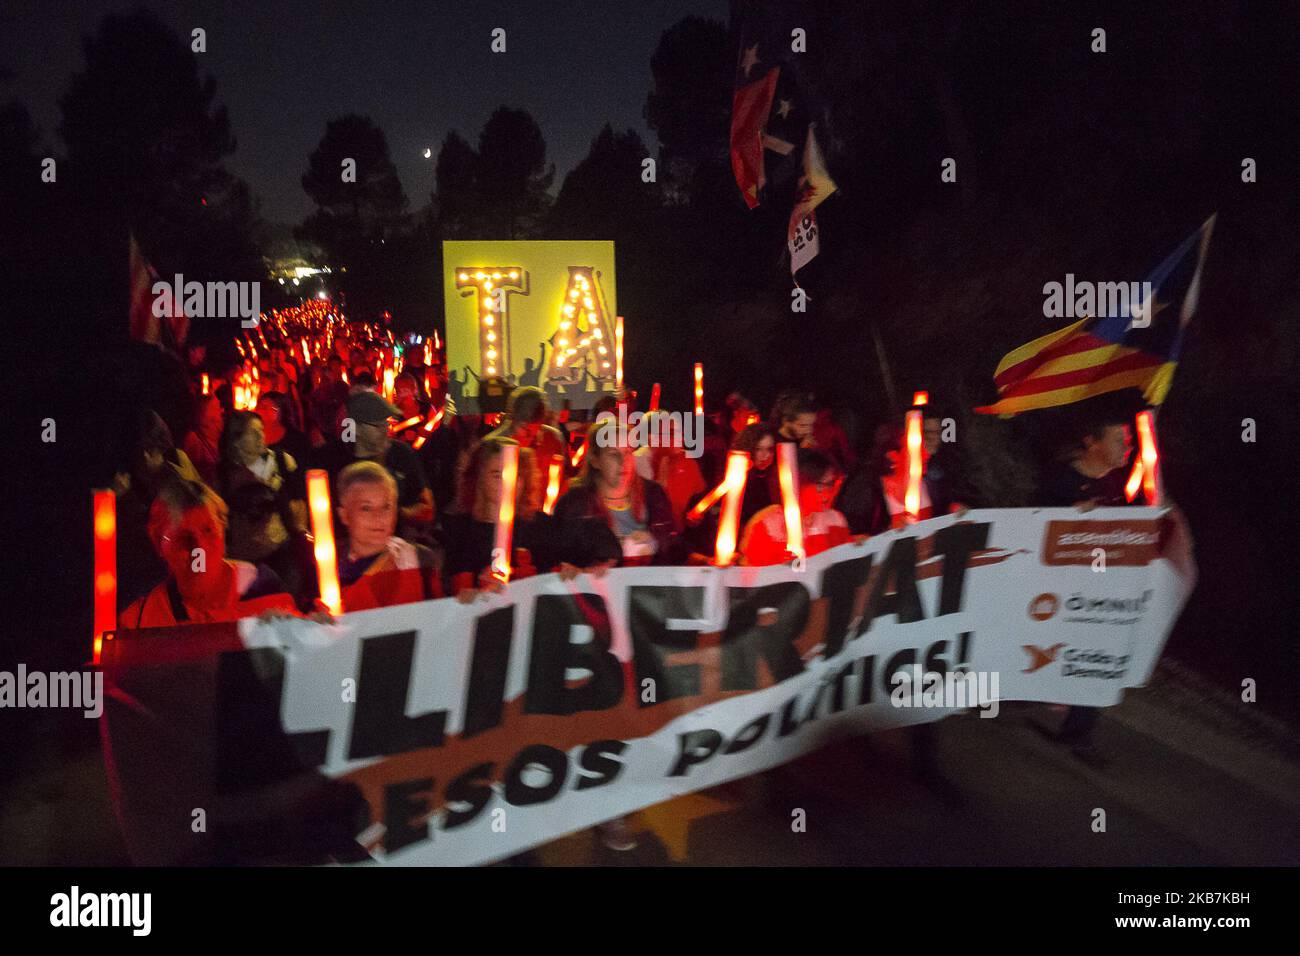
[{"x1": 870, "y1": 321, "x2": 898, "y2": 417}]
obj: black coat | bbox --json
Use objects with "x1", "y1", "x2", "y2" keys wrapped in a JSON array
[{"x1": 552, "y1": 479, "x2": 679, "y2": 567}]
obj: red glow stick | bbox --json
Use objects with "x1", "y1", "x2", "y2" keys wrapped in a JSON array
[
  {"x1": 1136, "y1": 410, "x2": 1160, "y2": 505},
  {"x1": 306, "y1": 470, "x2": 343, "y2": 615},
  {"x1": 93, "y1": 490, "x2": 116, "y2": 663},
  {"x1": 491, "y1": 445, "x2": 519, "y2": 582},
  {"x1": 912, "y1": 391, "x2": 929, "y2": 407},
  {"x1": 694, "y1": 363, "x2": 704, "y2": 418},
  {"x1": 688, "y1": 477, "x2": 730, "y2": 523},
  {"x1": 714, "y1": 451, "x2": 750, "y2": 567},
  {"x1": 649, "y1": 383, "x2": 661, "y2": 412},
  {"x1": 904, "y1": 409, "x2": 924, "y2": 520},
  {"x1": 615, "y1": 316, "x2": 624, "y2": 391},
  {"x1": 543, "y1": 457, "x2": 563, "y2": 515},
  {"x1": 777, "y1": 442, "x2": 804, "y2": 564},
  {"x1": 1124, "y1": 459, "x2": 1144, "y2": 502}
]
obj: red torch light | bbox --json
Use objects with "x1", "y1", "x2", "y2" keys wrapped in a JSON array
[
  {"x1": 92, "y1": 490, "x2": 116, "y2": 664},
  {"x1": 615, "y1": 316, "x2": 625, "y2": 392},
  {"x1": 714, "y1": 450, "x2": 750, "y2": 567},
  {"x1": 776, "y1": 442, "x2": 804, "y2": 564},
  {"x1": 306, "y1": 470, "x2": 342, "y2": 615},
  {"x1": 1136, "y1": 410, "x2": 1160, "y2": 505},
  {"x1": 904, "y1": 409, "x2": 924, "y2": 520},
  {"x1": 687, "y1": 478, "x2": 730, "y2": 524},
  {"x1": 694, "y1": 363, "x2": 704, "y2": 418},
  {"x1": 543, "y1": 456, "x2": 563, "y2": 515},
  {"x1": 491, "y1": 444, "x2": 520, "y2": 582}
]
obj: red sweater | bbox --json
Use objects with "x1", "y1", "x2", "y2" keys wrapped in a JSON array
[{"x1": 739, "y1": 505, "x2": 851, "y2": 566}]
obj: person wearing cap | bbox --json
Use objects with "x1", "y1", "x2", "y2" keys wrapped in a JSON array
[{"x1": 313, "y1": 389, "x2": 436, "y2": 537}]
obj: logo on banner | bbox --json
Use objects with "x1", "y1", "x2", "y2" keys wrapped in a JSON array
[
  {"x1": 1021, "y1": 644, "x2": 1129, "y2": 679},
  {"x1": 1061, "y1": 590, "x2": 1153, "y2": 625},
  {"x1": 1041, "y1": 520, "x2": 1160, "y2": 566},
  {"x1": 1021, "y1": 643, "x2": 1066, "y2": 673},
  {"x1": 1027, "y1": 593, "x2": 1060, "y2": 621}
]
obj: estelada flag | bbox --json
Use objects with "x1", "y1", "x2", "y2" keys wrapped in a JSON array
[
  {"x1": 787, "y1": 123, "x2": 837, "y2": 274},
  {"x1": 975, "y1": 215, "x2": 1216, "y2": 416},
  {"x1": 128, "y1": 233, "x2": 188, "y2": 352},
  {"x1": 730, "y1": 1, "x2": 838, "y2": 272},
  {"x1": 729, "y1": 5, "x2": 782, "y2": 209}
]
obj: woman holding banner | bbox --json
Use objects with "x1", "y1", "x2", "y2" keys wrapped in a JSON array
[
  {"x1": 552, "y1": 418, "x2": 679, "y2": 570},
  {"x1": 443, "y1": 438, "x2": 552, "y2": 598}
]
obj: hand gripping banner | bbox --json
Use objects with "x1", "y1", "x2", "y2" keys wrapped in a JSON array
[{"x1": 99, "y1": 507, "x2": 1194, "y2": 866}]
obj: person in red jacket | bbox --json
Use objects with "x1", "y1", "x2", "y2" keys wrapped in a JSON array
[
  {"x1": 333, "y1": 461, "x2": 442, "y2": 612},
  {"x1": 739, "y1": 448, "x2": 849, "y2": 566},
  {"x1": 119, "y1": 479, "x2": 294, "y2": 629}
]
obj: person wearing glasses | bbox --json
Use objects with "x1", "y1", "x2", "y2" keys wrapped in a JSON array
[{"x1": 738, "y1": 448, "x2": 849, "y2": 567}]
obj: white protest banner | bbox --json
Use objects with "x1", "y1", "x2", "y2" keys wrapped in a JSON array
[{"x1": 100, "y1": 507, "x2": 1191, "y2": 866}]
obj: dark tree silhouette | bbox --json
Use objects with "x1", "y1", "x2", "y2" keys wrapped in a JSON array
[
  {"x1": 643, "y1": 16, "x2": 733, "y2": 207},
  {"x1": 473, "y1": 106, "x2": 553, "y2": 239},
  {"x1": 298, "y1": 114, "x2": 409, "y2": 268},
  {"x1": 59, "y1": 9, "x2": 262, "y2": 285},
  {"x1": 548, "y1": 125, "x2": 661, "y2": 240},
  {"x1": 430, "y1": 130, "x2": 479, "y2": 239}
]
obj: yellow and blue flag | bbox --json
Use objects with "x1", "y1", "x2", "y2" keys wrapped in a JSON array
[{"x1": 976, "y1": 215, "x2": 1216, "y2": 415}]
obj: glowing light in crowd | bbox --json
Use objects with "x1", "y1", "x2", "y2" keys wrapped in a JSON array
[
  {"x1": 383, "y1": 367, "x2": 396, "y2": 401},
  {"x1": 570, "y1": 438, "x2": 587, "y2": 470},
  {"x1": 912, "y1": 391, "x2": 929, "y2": 406},
  {"x1": 306, "y1": 470, "x2": 342, "y2": 615},
  {"x1": 543, "y1": 457, "x2": 563, "y2": 515},
  {"x1": 200, "y1": 373, "x2": 209, "y2": 395},
  {"x1": 456, "y1": 267, "x2": 524, "y2": 377},
  {"x1": 714, "y1": 451, "x2": 750, "y2": 567},
  {"x1": 92, "y1": 490, "x2": 116, "y2": 664},
  {"x1": 777, "y1": 442, "x2": 804, "y2": 564},
  {"x1": 389, "y1": 415, "x2": 423, "y2": 435},
  {"x1": 491, "y1": 445, "x2": 519, "y2": 583},
  {"x1": 1125, "y1": 456, "x2": 1144, "y2": 502},
  {"x1": 1138, "y1": 410, "x2": 1160, "y2": 505},
  {"x1": 694, "y1": 363, "x2": 704, "y2": 417},
  {"x1": 649, "y1": 382, "x2": 661, "y2": 412},
  {"x1": 615, "y1": 316, "x2": 624, "y2": 391},
  {"x1": 904, "y1": 409, "x2": 924, "y2": 520},
  {"x1": 688, "y1": 477, "x2": 730, "y2": 524},
  {"x1": 412, "y1": 407, "x2": 444, "y2": 450}
]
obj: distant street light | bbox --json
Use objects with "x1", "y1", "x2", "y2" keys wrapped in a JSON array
[{"x1": 423, "y1": 147, "x2": 432, "y2": 159}]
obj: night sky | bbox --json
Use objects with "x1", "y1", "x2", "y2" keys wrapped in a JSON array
[{"x1": 1, "y1": 0, "x2": 728, "y2": 224}]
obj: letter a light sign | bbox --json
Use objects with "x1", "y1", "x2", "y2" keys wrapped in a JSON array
[{"x1": 444, "y1": 241, "x2": 618, "y2": 414}]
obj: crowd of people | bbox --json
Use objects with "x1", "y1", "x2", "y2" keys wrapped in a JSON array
[{"x1": 110, "y1": 304, "x2": 1161, "y2": 827}]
